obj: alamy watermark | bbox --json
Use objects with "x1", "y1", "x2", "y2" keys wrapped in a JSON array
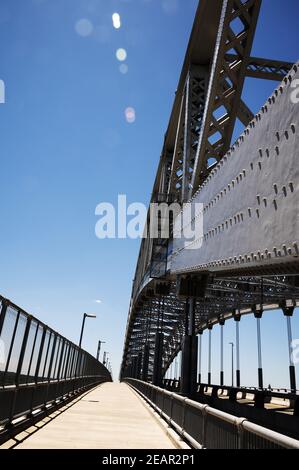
[
  {"x1": 95, "y1": 195, "x2": 203, "y2": 249},
  {"x1": 290, "y1": 78, "x2": 299, "y2": 104}
]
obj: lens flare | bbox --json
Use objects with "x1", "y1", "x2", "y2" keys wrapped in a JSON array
[
  {"x1": 116, "y1": 48, "x2": 127, "y2": 62},
  {"x1": 75, "y1": 18, "x2": 94, "y2": 37},
  {"x1": 125, "y1": 107, "x2": 136, "y2": 124},
  {"x1": 112, "y1": 13, "x2": 121, "y2": 29},
  {"x1": 119, "y1": 64, "x2": 128, "y2": 74}
]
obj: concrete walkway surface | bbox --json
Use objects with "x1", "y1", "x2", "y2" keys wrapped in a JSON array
[{"x1": 15, "y1": 382, "x2": 177, "y2": 449}]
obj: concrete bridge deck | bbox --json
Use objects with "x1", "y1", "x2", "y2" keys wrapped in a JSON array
[{"x1": 11, "y1": 383, "x2": 178, "y2": 449}]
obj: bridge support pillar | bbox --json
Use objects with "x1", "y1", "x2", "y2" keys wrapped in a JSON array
[
  {"x1": 198, "y1": 330, "x2": 203, "y2": 384},
  {"x1": 137, "y1": 352, "x2": 142, "y2": 379},
  {"x1": 180, "y1": 298, "x2": 198, "y2": 397},
  {"x1": 219, "y1": 319, "x2": 225, "y2": 386},
  {"x1": 253, "y1": 306, "x2": 263, "y2": 389},
  {"x1": 181, "y1": 334, "x2": 198, "y2": 397},
  {"x1": 152, "y1": 332, "x2": 164, "y2": 387},
  {"x1": 142, "y1": 343, "x2": 150, "y2": 382},
  {"x1": 234, "y1": 313, "x2": 241, "y2": 388},
  {"x1": 282, "y1": 304, "x2": 297, "y2": 393},
  {"x1": 132, "y1": 356, "x2": 138, "y2": 379},
  {"x1": 208, "y1": 325, "x2": 212, "y2": 386}
]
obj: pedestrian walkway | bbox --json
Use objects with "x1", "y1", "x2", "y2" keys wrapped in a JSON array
[{"x1": 15, "y1": 382, "x2": 177, "y2": 449}]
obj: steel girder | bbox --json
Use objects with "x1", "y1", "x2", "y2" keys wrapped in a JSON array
[
  {"x1": 122, "y1": 274, "x2": 299, "y2": 377},
  {"x1": 226, "y1": 54, "x2": 294, "y2": 81},
  {"x1": 120, "y1": 0, "x2": 298, "y2": 380},
  {"x1": 191, "y1": 0, "x2": 263, "y2": 192}
]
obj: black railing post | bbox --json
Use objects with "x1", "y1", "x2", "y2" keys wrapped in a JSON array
[
  {"x1": 45, "y1": 333, "x2": 58, "y2": 402},
  {"x1": 3, "y1": 309, "x2": 21, "y2": 385},
  {"x1": 9, "y1": 315, "x2": 32, "y2": 421},
  {"x1": 35, "y1": 327, "x2": 46, "y2": 382},
  {"x1": 0, "y1": 298, "x2": 8, "y2": 336},
  {"x1": 15, "y1": 316, "x2": 32, "y2": 386}
]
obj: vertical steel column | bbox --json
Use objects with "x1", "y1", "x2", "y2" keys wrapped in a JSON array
[
  {"x1": 253, "y1": 307, "x2": 263, "y2": 389},
  {"x1": 152, "y1": 332, "x2": 164, "y2": 386},
  {"x1": 282, "y1": 306, "x2": 296, "y2": 393},
  {"x1": 174, "y1": 356, "x2": 178, "y2": 380},
  {"x1": 152, "y1": 294, "x2": 164, "y2": 386},
  {"x1": 180, "y1": 297, "x2": 198, "y2": 397},
  {"x1": 198, "y1": 331, "x2": 202, "y2": 384},
  {"x1": 142, "y1": 343, "x2": 150, "y2": 382},
  {"x1": 219, "y1": 321, "x2": 224, "y2": 386},
  {"x1": 208, "y1": 326, "x2": 212, "y2": 385},
  {"x1": 235, "y1": 318, "x2": 241, "y2": 387},
  {"x1": 137, "y1": 352, "x2": 142, "y2": 380},
  {"x1": 132, "y1": 356, "x2": 138, "y2": 379},
  {"x1": 230, "y1": 342, "x2": 234, "y2": 387}
]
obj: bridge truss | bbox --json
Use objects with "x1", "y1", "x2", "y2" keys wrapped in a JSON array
[{"x1": 121, "y1": 0, "x2": 299, "y2": 414}]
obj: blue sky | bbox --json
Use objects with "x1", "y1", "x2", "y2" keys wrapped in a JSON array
[{"x1": 0, "y1": 0, "x2": 298, "y2": 386}]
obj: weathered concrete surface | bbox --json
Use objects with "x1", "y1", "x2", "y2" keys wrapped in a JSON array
[{"x1": 15, "y1": 383, "x2": 176, "y2": 449}]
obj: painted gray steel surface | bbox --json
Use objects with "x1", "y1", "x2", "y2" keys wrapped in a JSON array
[{"x1": 171, "y1": 64, "x2": 299, "y2": 274}]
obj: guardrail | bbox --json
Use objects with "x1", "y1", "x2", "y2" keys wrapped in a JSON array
[
  {"x1": 0, "y1": 296, "x2": 111, "y2": 441},
  {"x1": 125, "y1": 379, "x2": 299, "y2": 449},
  {"x1": 162, "y1": 379, "x2": 299, "y2": 415}
]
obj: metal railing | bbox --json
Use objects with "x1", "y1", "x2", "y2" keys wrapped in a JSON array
[
  {"x1": 125, "y1": 379, "x2": 299, "y2": 449},
  {"x1": 162, "y1": 379, "x2": 299, "y2": 415},
  {"x1": 0, "y1": 295, "x2": 111, "y2": 440}
]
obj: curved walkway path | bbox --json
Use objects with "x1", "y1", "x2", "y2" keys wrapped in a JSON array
[{"x1": 15, "y1": 382, "x2": 177, "y2": 449}]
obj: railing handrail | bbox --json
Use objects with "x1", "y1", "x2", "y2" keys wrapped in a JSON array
[
  {"x1": 0, "y1": 295, "x2": 97, "y2": 365},
  {"x1": 0, "y1": 295, "x2": 111, "y2": 444},
  {"x1": 125, "y1": 378, "x2": 299, "y2": 449}
]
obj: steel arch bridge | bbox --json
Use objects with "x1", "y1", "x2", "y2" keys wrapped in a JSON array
[{"x1": 120, "y1": 0, "x2": 299, "y2": 432}]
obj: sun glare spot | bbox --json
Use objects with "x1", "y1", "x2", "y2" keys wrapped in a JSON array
[
  {"x1": 75, "y1": 18, "x2": 94, "y2": 37},
  {"x1": 116, "y1": 48, "x2": 127, "y2": 62},
  {"x1": 125, "y1": 107, "x2": 136, "y2": 124},
  {"x1": 119, "y1": 64, "x2": 128, "y2": 74},
  {"x1": 112, "y1": 13, "x2": 121, "y2": 29}
]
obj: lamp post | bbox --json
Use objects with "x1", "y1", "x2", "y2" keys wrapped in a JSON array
[
  {"x1": 97, "y1": 340, "x2": 105, "y2": 361},
  {"x1": 229, "y1": 342, "x2": 234, "y2": 387},
  {"x1": 79, "y1": 313, "x2": 96, "y2": 348}
]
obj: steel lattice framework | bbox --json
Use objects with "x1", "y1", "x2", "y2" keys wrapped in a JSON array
[{"x1": 120, "y1": 0, "x2": 298, "y2": 386}]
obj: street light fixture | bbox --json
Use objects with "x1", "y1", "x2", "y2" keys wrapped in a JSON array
[
  {"x1": 229, "y1": 342, "x2": 234, "y2": 387},
  {"x1": 79, "y1": 313, "x2": 96, "y2": 348}
]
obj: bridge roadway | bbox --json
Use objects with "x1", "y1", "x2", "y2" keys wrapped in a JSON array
[{"x1": 3, "y1": 383, "x2": 179, "y2": 449}]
